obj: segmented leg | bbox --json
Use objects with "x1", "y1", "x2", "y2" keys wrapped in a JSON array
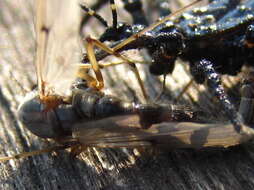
[
  {"x1": 155, "y1": 74, "x2": 167, "y2": 101},
  {"x1": 76, "y1": 68, "x2": 98, "y2": 89},
  {"x1": 85, "y1": 36, "x2": 148, "y2": 100},
  {"x1": 190, "y1": 59, "x2": 243, "y2": 132},
  {"x1": 174, "y1": 79, "x2": 194, "y2": 102},
  {"x1": 239, "y1": 71, "x2": 254, "y2": 125},
  {"x1": 0, "y1": 145, "x2": 72, "y2": 162}
]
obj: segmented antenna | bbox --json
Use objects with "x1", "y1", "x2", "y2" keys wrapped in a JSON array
[
  {"x1": 80, "y1": 4, "x2": 108, "y2": 27},
  {"x1": 80, "y1": 0, "x2": 118, "y2": 29},
  {"x1": 110, "y1": 0, "x2": 118, "y2": 29}
]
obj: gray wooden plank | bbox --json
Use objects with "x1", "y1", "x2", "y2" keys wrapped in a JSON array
[{"x1": 1, "y1": 0, "x2": 254, "y2": 190}]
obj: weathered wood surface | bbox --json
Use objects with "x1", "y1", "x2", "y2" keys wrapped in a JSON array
[{"x1": 1, "y1": 0, "x2": 254, "y2": 189}]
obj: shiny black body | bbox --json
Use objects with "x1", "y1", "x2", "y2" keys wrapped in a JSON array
[{"x1": 81, "y1": 0, "x2": 254, "y2": 130}]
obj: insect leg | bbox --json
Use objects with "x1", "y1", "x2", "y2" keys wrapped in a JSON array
[
  {"x1": 78, "y1": 60, "x2": 130, "y2": 69},
  {"x1": 0, "y1": 144, "x2": 73, "y2": 162},
  {"x1": 237, "y1": 24, "x2": 254, "y2": 121},
  {"x1": 190, "y1": 59, "x2": 243, "y2": 132},
  {"x1": 239, "y1": 71, "x2": 254, "y2": 125},
  {"x1": 154, "y1": 74, "x2": 168, "y2": 101},
  {"x1": 174, "y1": 79, "x2": 194, "y2": 102},
  {"x1": 90, "y1": 141, "x2": 152, "y2": 149},
  {"x1": 76, "y1": 68, "x2": 98, "y2": 89},
  {"x1": 85, "y1": 36, "x2": 148, "y2": 100}
]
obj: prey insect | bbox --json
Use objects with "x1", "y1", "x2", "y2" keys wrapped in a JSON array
[
  {"x1": 81, "y1": 0, "x2": 254, "y2": 133},
  {"x1": 1, "y1": 0, "x2": 254, "y2": 163}
]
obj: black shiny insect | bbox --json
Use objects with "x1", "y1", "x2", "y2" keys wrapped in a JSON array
[{"x1": 81, "y1": 0, "x2": 254, "y2": 132}]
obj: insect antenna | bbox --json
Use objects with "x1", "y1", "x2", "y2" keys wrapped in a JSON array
[
  {"x1": 79, "y1": 0, "x2": 110, "y2": 35},
  {"x1": 80, "y1": 3, "x2": 108, "y2": 27},
  {"x1": 80, "y1": 0, "x2": 118, "y2": 30},
  {"x1": 110, "y1": 0, "x2": 118, "y2": 29}
]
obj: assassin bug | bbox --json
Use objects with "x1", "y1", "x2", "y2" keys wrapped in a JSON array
[
  {"x1": 81, "y1": 0, "x2": 254, "y2": 133},
  {"x1": 1, "y1": 0, "x2": 254, "y2": 162}
]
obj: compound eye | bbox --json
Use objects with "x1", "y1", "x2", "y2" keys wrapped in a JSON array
[{"x1": 245, "y1": 24, "x2": 254, "y2": 48}]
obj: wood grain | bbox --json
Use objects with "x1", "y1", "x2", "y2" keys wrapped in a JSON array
[{"x1": 1, "y1": 0, "x2": 254, "y2": 190}]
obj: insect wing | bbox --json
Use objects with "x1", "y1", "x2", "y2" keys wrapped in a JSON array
[
  {"x1": 36, "y1": 0, "x2": 82, "y2": 97},
  {"x1": 72, "y1": 115, "x2": 152, "y2": 148},
  {"x1": 216, "y1": 0, "x2": 254, "y2": 32},
  {"x1": 72, "y1": 115, "x2": 254, "y2": 149}
]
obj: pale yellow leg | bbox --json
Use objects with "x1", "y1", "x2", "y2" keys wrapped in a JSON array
[{"x1": 85, "y1": 36, "x2": 148, "y2": 101}]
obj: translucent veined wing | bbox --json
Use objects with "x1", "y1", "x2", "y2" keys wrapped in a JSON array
[
  {"x1": 36, "y1": 0, "x2": 82, "y2": 101},
  {"x1": 73, "y1": 115, "x2": 254, "y2": 149}
]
